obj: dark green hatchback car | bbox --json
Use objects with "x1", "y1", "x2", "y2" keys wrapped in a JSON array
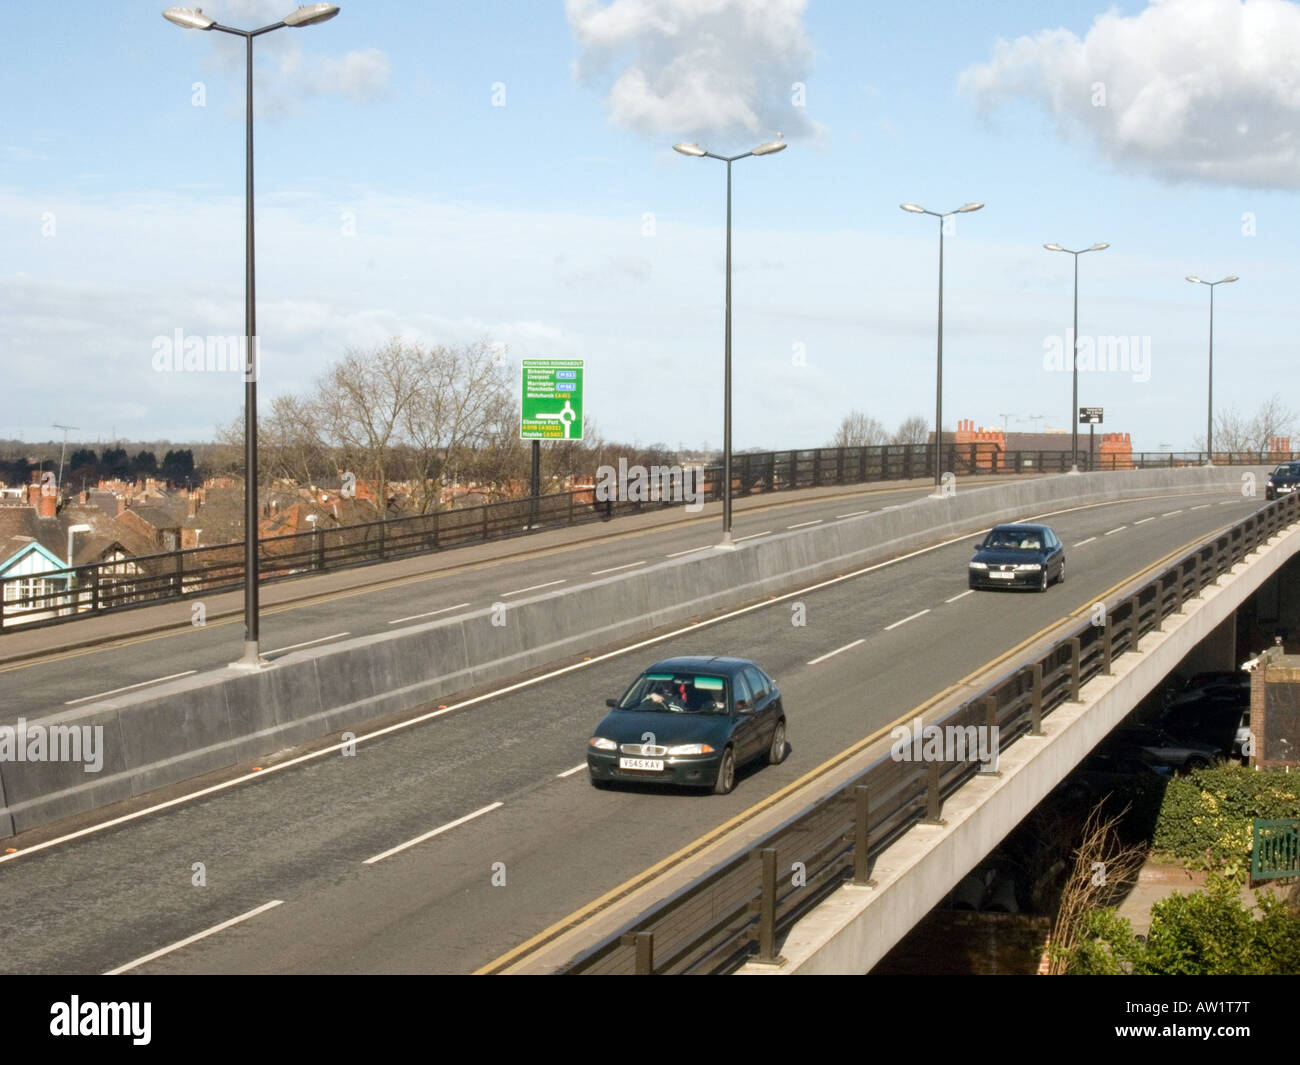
[{"x1": 587, "y1": 656, "x2": 787, "y2": 794}]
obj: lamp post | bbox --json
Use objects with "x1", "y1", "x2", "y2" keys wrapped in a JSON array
[
  {"x1": 1043, "y1": 242, "x2": 1109, "y2": 472},
  {"x1": 900, "y1": 202, "x2": 983, "y2": 496},
  {"x1": 673, "y1": 138, "x2": 786, "y2": 547},
  {"x1": 163, "y1": 4, "x2": 340, "y2": 668},
  {"x1": 1185, "y1": 275, "x2": 1239, "y2": 465}
]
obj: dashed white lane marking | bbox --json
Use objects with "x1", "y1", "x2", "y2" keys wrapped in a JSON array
[
  {"x1": 1135, "y1": 516, "x2": 1156, "y2": 525},
  {"x1": 558, "y1": 763, "x2": 587, "y2": 778},
  {"x1": 836, "y1": 509, "x2": 872, "y2": 519},
  {"x1": 389, "y1": 603, "x2": 471, "y2": 625},
  {"x1": 1074, "y1": 537, "x2": 1097, "y2": 547},
  {"x1": 1190, "y1": 504, "x2": 1211, "y2": 511},
  {"x1": 501, "y1": 579, "x2": 566, "y2": 597},
  {"x1": 807, "y1": 639, "x2": 865, "y2": 666},
  {"x1": 104, "y1": 900, "x2": 284, "y2": 975},
  {"x1": 264, "y1": 633, "x2": 349, "y2": 656},
  {"x1": 1162, "y1": 509, "x2": 1183, "y2": 517},
  {"x1": 591, "y1": 560, "x2": 647, "y2": 575},
  {"x1": 787, "y1": 519, "x2": 823, "y2": 529},
  {"x1": 945, "y1": 590, "x2": 974, "y2": 603},
  {"x1": 1104, "y1": 526, "x2": 1126, "y2": 535},
  {"x1": 885, "y1": 609, "x2": 931, "y2": 632},
  {"x1": 733, "y1": 531, "x2": 771, "y2": 543},
  {"x1": 363, "y1": 803, "x2": 504, "y2": 865},
  {"x1": 66, "y1": 670, "x2": 198, "y2": 706},
  {"x1": 665, "y1": 546, "x2": 709, "y2": 558}
]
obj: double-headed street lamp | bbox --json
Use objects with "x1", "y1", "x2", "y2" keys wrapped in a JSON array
[
  {"x1": 673, "y1": 138, "x2": 786, "y2": 547},
  {"x1": 1043, "y1": 242, "x2": 1109, "y2": 472},
  {"x1": 900, "y1": 201, "x2": 983, "y2": 496},
  {"x1": 163, "y1": 4, "x2": 340, "y2": 669},
  {"x1": 1185, "y1": 275, "x2": 1238, "y2": 465}
]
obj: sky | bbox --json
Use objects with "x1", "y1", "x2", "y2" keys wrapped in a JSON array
[{"x1": 2, "y1": 0, "x2": 1298, "y2": 455}]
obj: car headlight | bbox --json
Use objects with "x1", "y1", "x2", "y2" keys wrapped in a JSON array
[
  {"x1": 1014, "y1": 563, "x2": 1042, "y2": 571},
  {"x1": 666, "y1": 743, "x2": 714, "y2": 755},
  {"x1": 588, "y1": 737, "x2": 617, "y2": 751},
  {"x1": 969, "y1": 562, "x2": 988, "y2": 570}
]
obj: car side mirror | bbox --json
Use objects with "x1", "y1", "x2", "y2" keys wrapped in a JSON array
[
  {"x1": 605, "y1": 698, "x2": 618, "y2": 708},
  {"x1": 736, "y1": 699, "x2": 752, "y2": 713}
]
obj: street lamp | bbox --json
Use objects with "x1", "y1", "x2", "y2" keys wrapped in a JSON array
[
  {"x1": 1185, "y1": 275, "x2": 1238, "y2": 465},
  {"x1": 673, "y1": 137, "x2": 787, "y2": 547},
  {"x1": 1043, "y1": 242, "x2": 1109, "y2": 472},
  {"x1": 163, "y1": 5, "x2": 340, "y2": 669},
  {"x1": 900, "y1": 201, "x2": 983, "y2": 496}
]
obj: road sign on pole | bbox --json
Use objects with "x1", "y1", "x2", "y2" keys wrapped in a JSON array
[
  {"x1": 521, "y1": 358, "x2": 584, "y2": 440},
  {"x1": 1079, "y1": 407, "x2": 1103, "y2": 424}
]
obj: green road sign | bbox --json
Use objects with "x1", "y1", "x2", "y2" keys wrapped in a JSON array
[{"x1": 521, "y1": 358, "x2": 584, "y2": 440}]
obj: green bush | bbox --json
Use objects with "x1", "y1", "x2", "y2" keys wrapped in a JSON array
[
  {"x1": 1151, "y1": 763, "x2": 1299, "y2": 876},
  {"x1": 1066, "y1": 875, "x2": 1300, "y2": 975}
]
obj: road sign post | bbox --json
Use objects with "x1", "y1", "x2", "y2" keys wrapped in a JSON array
[
  {"x1": 1079, "y1": 407, "x2": 1103, "y2": 471},
  {"x1": 522, "y1": 359, "x2": 585, "y2": 528}
]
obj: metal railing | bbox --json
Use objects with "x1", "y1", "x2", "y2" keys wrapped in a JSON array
[
  {"x1": 1, "y1": 445, "x2": 1289, "y2": 632},
  {"x1": 544, "y1": 491, "x2": 1300, "y2": 974}
]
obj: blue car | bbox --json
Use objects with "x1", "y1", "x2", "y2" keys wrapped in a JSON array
[{"x1": 968, "y1": 523, "x2": 1065, "y2": 592}]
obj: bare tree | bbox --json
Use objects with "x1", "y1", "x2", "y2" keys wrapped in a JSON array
[
  {"x1": 1194, "y1": 393, "x2": 1297, "y2": 455},
  {"x1": 829, "y1": 410, "x2": 887, "y2": 448},
  {"x1": 891, "y1": 414, "x2": 930, "y2": 446}
]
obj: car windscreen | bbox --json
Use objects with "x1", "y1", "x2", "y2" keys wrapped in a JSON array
[
  {"x1": 617, "y1": 672, "x2": 729, "y2": 713},
  {"x1": 982, "y1": 529, "x2": 1044, "y2": 550}
]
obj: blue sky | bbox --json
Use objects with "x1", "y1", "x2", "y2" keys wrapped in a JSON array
[{"x1": 2, "y1": 0, "x2": 1297, "y2": 454}]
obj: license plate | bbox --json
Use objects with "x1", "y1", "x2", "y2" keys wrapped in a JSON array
[
  {"x1": 619, "y1": 757, "x2": 664, "y2": 771},
  {"x1": 989, "y1": 571, "x2": 1015, "y2": 580}
]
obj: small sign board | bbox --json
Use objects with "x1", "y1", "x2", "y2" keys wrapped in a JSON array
[
  {"x1": 1079, "y1": 407, "x2": 1104, "y2": 425},
  {"x1": 521, "y1": 358, "x2": 584, "y2": 440}
]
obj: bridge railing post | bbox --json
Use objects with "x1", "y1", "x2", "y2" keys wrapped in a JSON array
[
  {"x1": 1128, "y1": 594, "x2": 1141, "y2": 651},
  {"x1": 922, "y1": 760, "x2": 946, "y2": 825},
  {"x1": 853, "y1": 784, "x2": 875, "y2": 886},
  {"x1": 756, "y1": 847, "x2": 784, "y2": 965},
  {"x1": 1030, "y1": 662, "x2": 1043, "y2": 733},
  {"x1": 623, "y1": 931, "x2": 654, "y2": 975},
  {"x1": 1102, "y1": 617, "x2": 1113, "y2": 674},
  {"x1": 1069, "y1": 638, "x2": 1082, "y2": 700}
]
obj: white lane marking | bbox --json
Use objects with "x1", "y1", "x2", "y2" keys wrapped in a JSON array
[
  {"x1": 882, "y1": 505, "x2": 900, "y2": 511},
  {"x1": 945, "y1": 590, "x2": 974, "y2": 603},
  {"x1": 1162, "y1": 509, "x2": 1183, "y2": 517},
  {"x1": 733, "y1": 530, "x2": 771, "y2": 543},
  {"x1": 885, "y1": 609, "x2": 931, "y2": 632},
  {"x1": 104, "y1": 900, "x2": 284, "y2": 975},
  {"x1": 502, "y1": 579, "x2": 566, "y2": 597},
  {"x1": 1104, "y1": 526, "x2": 1126, "y2": 536},
  {"x1": 836, "y1": 509, "x2": 872, "y2": 519},
  {"x1": 1190, "y1": 504, "x2": 1211, "y2": 510},
  {"x1": 389, "y1": 603, "x2": 471, "y2": 625},
  {"x1": 265, "y1": 633, "x2": 349, "y2": 656},
  {"x1": 787, "y1": 519, "x2": 823, "y2": 529},
  {"x1": 665, "y1": 546, "x2": 710, "y2": 558},
  {"x1": 0, "y1": 491, "x2": 1207, "y2": 867},
  {"x1": 1134, "y1": 516, "x2": 1156, "y2": 525},
  {"x1": 363, "y1": 802, "x2": 504, "y2": 865},
  {"x1": 1219, "y1": 500, "x2": 1237, "y2": 505},
  {"x1": 591, "y1": 560, "x2": 646, "y2": 576},
  {"x1": 1073, "y1": 537, "x2": 1096, "y2": 547},
  {"x1": 65, "y1": 671, "x2": 197, "y2": 706},
  {"x1": 557, "y1": 763, "x2": 587, "y2": 778},
  {"x1": 807, "y1": 639, "x2": 865, "y2": 666}
]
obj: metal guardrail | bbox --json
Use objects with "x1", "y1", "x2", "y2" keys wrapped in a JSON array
[
  {"x1": 547, "y1": 491, "x2": 1300, "y2": 975},
  {"x1": 1, "y1": 446, "x2": 1290, "y2": 632}
]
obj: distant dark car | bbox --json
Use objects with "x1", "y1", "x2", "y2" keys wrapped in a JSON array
[
  {"x1": 1265, "y1": 463, "x2": 1300, "y2": 500},
  {"x1": 587, "y1": 656, "x2": 786, "y2": 794},
  {"x1": 1107, "y1": 725, "x2": 1223, "y2": 770},
  {"x1": 968, "y1": 523, "x2": 1065, "y2": 592}
]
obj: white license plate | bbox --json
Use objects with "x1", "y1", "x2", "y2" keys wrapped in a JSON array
[
  {"x1": 989, "y1": 571, "x2": 1015, "y2": 579},
  {"x1": 619, "y1": 757, "x2": 664, "y2": 771}
]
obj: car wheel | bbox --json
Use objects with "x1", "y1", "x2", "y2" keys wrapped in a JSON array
[
  {"x1": 767, "y1": 720, "x2": 787, "y2": 765},
  {"x1": 713, "y1": 747, "x2": 736, "y2": 795},
  {"x1": 1037, "y1": 569, "x2": 1048, "y2": 593},
  {"x1": 1057, "y1": 559, "x2": 1065, "y2": 585}
]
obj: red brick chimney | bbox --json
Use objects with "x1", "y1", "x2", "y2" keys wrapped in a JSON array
[{"x1": 28, "y1": 472, "x2": 57, "y2": 518}]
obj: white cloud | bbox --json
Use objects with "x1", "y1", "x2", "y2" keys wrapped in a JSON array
[
  {"x1": 566, "y1": 0, "x2": 823, "y2": 143},
  {"x1": 959, "y1": 0, "x2": 1300, "y2": 189}
]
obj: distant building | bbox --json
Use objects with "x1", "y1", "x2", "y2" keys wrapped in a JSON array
[{"x1": 931, "y1": 419, "x2": 1134, "y2": 470}]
